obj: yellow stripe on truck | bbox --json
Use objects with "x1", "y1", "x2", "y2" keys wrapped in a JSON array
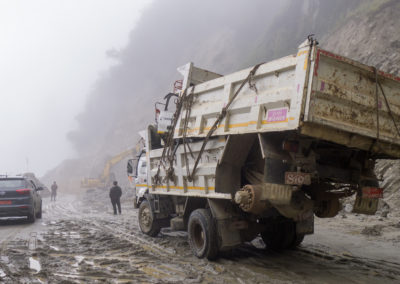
[
  {"x1": 175, "y1": 117, "x2": 294, "y2": 133},
  {"x1": 154, "y1": 185, "x2": 215, "y2": 191}
]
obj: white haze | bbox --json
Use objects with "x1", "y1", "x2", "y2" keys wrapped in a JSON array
[{"x1": 0, "y1": 0, "x2": 152, "y2": 177}]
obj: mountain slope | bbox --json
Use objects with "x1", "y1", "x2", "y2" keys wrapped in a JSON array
[{"x1": 43, "y1": 0, "x2": 400, "y2": 194}]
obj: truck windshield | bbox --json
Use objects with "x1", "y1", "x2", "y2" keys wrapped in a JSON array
[{"x1": 0, "y1": 179, "x2": 25, "y2": 188}]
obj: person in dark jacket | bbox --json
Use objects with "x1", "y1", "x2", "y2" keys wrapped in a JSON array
[
  {"x1": 109, "y1": 181, "x2": 122, "y2": 215},
  {"x1": 51, "y1": 181, "x2": 58, "y2": 201}
]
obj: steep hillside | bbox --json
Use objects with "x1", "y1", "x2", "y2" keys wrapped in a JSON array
[
  {"x1": 66, "y1": 0, "x2": 368, "y2": 159},
  {"x1": 322, "y1": 0, "x2": 400, "y2": 213},
  {"x1": 43, "y1": 0, "x2": 400, "y2": 194},
  {"x1": 323, "y1": 0, "x2": 400, "y2": 74}
]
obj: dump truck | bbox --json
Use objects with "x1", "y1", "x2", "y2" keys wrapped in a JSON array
[{"x1": 128, "y1": 38, "x2": 400, "y2": 260}]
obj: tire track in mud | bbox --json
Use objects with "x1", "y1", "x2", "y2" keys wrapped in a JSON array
[
  {"x1": 3, "y1": 195, "x2": 399, "y2": 283},
  {"x1": 31, "y1": 197, "x2": 238, "y2": 283},
  {"x1": 47, "y1": 200, "x2": 179, "y2": 258},
  {"x1": 296, "y1": 245, "x2": 400, "y2": 280},
  {"x1": 221, "y1": 239, "x2": 400, "y2": 283},
  {"x1": 56, "y1": 196, "x2": 400, "y2": 283},
  {"x1": 75, "y1": 216, "x2": 238, "y2": 283},
  {"x1": 90, "y1": 203, "x2": 400, "y2": 283}
]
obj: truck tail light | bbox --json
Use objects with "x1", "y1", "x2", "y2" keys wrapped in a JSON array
[
  {"x1": 16, "y1": 188, "x2": 31, "y2": 195},
  {"x1": 282, "y1": 140, "x2": 299, "y2": 153},
  {"x1": 362, "y1": 187, "x2": 383, "y2": 199}
]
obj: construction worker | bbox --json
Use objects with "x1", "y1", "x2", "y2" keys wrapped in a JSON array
[
  {"x1": 51, "y1": 181, "x2": 58, "y2": 201},
  {"x1": 109, "y1": 181, "x2": 122, "y2": 215}
]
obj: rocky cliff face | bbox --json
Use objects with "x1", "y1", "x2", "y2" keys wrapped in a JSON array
[
  {"x1": 43, "y1": 0, "x2": 400, "y2": 197},
  {"x1": 323, "y1": 0, "x2": 400, "y2": 74},
  {"x1": 323, "y1": 0, "x2": 400, "y2": 213}
]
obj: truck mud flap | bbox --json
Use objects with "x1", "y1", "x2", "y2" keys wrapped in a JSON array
[
  {"x1": 352, "y1": 187, "x2": 382, "y2": 215},
  {"x1": 352, "y1": 196, "x2": 379, "y2": 215},
  {"x1": 296, "y1": 215, "x2": 314, "y2": 235},
  {"x1": 208, "y1": 199, "x2": 242, "y2": 249}
]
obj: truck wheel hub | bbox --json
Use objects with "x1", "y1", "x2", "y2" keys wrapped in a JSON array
[{"x1": 141, "y1": 207, "x2": 152, "y2": 228}]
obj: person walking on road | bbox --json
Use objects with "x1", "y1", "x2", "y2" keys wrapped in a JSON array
[
  {"x1": 51, "y1": 181, "x2": 58, "y2": 201},
  {"x1": 109, "y1": 181, "x2": 122, "y2": 215}
]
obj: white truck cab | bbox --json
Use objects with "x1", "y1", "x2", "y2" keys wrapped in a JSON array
[
  {"x1": 127, "y1": 150, "x2": 148, "y2": 208},
  {"x1": 127, "y1": 131, "x2": 149, "y2": 208}
]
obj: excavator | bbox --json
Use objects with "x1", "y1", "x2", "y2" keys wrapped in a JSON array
[{"x1": 80, "y1": 148, "x2": 135, "y2": 189}]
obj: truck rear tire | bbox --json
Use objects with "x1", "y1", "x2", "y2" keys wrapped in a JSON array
[
  {"x1": 138, "y1": 200, "x2": 160, "y2": 237},
  {"x1": 261, "y1": 219, "x2": 301, "y2": 250},
  {"x1": 188, "y1": 209, "x2": 219, "y2": 260},
  {"x1": 290, "y1": 233, "x2": 305, "y2": 249}
]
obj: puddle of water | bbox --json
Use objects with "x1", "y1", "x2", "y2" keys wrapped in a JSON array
[
  {"x1": 54, "y1": 272, "x2": 80, "y2": 279},
  {"x1": 75, "y1": 255, "x2": 84, "y2": 263},
  {"x1": 140, "y1": 266, "x2": 170, "y2": 279},
  {"x1": 0, "y1": 268, "x2": 6, "y2": 278},
  {"x1": 49, "y1": 246, "x2": 60, "y2": 251},
  {"x1": 68, "y1": 231, "x2": 81, "y2": 239},
  {"x1": 86, "y1": 260, "x2": 95, "y2": 266},
  {"x1": 73, "y1": 255, "x2": 85, "y2": 267},
  {"x1": 29, "y1": 257, "x2": 41, "y2": 274},
  {"x1": 54, "y1": 272, "x2": 108, "y2": 281}
]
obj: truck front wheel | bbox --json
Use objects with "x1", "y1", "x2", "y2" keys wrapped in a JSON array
[
  {"x1": 188, "y1": 209, "x2": 219, "y2": 260},
  {"x1": 138, "y1": 200, "x2": 160, "y2": 237}
]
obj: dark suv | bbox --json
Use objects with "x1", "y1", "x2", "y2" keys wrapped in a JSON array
[{"x1": 0, "y1": 176, "x2": 43, "y2": 223}]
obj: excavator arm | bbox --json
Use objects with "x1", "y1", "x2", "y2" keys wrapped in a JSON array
[
  {"x1": 100, "y1": 148, "x2": 135, "y2": 183},
  {"x1": 81, "y1": 148, "x2": 135, "y2": 189}
]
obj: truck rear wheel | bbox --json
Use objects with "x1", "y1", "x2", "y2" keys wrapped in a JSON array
[
  {"x1": 261, "y1": 219, "x2": 303, "y2": 250},
  {"x1": 138, "y1": 200, "x2": 160, "y2": 237},
  {"x1": 290, "y1": 233, "x2": 305, "y2": 249},
  {"x1": 188, "y1": 209, "x2": 219, "y2": 260}
]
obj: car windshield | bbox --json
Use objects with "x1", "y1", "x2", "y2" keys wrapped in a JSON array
[{"x1": 0, "y1": 179, "x2": 25, "y2": 188}]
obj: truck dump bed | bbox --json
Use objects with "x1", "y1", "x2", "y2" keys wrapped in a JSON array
[{"x1": 175, "y1": 41, "x2": 400, "y2": 158}]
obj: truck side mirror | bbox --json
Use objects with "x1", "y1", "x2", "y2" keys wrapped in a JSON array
[{"x1": 127, "y1": 159, "x2": 137, "y2": 177}]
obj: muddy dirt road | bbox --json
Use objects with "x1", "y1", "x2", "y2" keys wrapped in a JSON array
[{"x1": 1, "y1": 191, "x2": 399, "y2": 283}]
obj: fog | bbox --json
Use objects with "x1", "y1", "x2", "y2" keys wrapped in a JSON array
[
  {"x1": 0, "y1": 0, "x2": 152, "y2": 176},
  {"x1": 67, "y1": 0, "x2": 292, "y2": 157},
  {"x1": 66, "y1": 0, "x2": 359, "y2": 160}
]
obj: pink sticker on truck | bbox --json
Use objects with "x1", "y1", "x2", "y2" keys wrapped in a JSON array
[{"x1": 266, "y1": 108, "x2": 288, "y2": 122}]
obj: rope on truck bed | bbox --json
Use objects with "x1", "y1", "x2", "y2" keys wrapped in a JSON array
[
  {"x1": 377, "y1": 81, "x2": 400, "y2": 138},
  {"x1": 155, "y1": 63, "x2": 263, "y2": 184},
  {"x1": 153, "y1": 63, "x2": 264, "y2": 185},
  {"x1": 371, "y1": 67, "x2": 400, "y2": 153},
  {"x1": 186, "y1": 63, "x2": 264, "y2": 181}
]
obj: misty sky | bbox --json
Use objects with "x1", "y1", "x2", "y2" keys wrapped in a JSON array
[{"x1": 0, "y1": 0, "x2": 152, "y2": 177}]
